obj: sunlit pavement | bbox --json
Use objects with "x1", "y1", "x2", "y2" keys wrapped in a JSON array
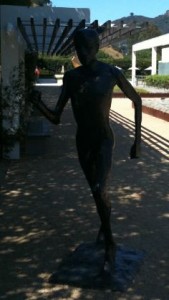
[
  {"x1": 111, "y1": 97, "x2": 169, "y2": 157},
  {"x1": 0, "y1": 86, "x2": 169, "y2": 300}
]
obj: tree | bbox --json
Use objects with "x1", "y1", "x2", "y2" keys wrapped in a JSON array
[
  {"x1": 138, "y1": 23, "x2": 162, "y2": 42},
  {"x1": 1, "y1": 0, "x2": 32, "y2": 5},
  {"x1": 127, "y1": 23, "x2": 162, "y2": 55},
  {"x1": 1, "y1": 0, "x2": 52, "y2": 6},
  {"x1": 31, "y1": 0, "x2": 52, "y2": 6}
]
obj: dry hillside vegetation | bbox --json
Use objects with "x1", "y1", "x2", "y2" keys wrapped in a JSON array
[{"x1": 101, "y1": 46, "x2": 124, "y2": 59}]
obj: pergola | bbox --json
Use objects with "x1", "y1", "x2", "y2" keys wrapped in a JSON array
[
  {"x1": 17, "y1": 17, "x2": 147, "y2": 56},
  {"x1": 17, "y1": 17, "x2": 107, "y2": 56},
  {"x1": 131, "y1": 33, "x2": 169, "y2": 85}
]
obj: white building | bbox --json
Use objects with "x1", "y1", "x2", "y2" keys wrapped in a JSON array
[
  {"x1": 131, "y1": 33, "x2": 169, "y2": 85},
  {"x1": 158, "y1": 47, "x2": 169, "y2": 75}
]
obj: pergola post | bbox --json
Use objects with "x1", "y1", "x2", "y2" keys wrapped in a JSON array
[
  {"x1": 131, "y1": 48, "x2": 137, "y2": 86},
  {"x1": 151, "y1": 46, "x2": 157, "y2": 75}
]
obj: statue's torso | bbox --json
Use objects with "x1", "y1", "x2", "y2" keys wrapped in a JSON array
[{"x1": 66, "y1": 62, "x2": 117, "y2": 141}]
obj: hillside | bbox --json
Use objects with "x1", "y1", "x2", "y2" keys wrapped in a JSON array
[
  {"x1": 154, "y1": 11, "x2": 169, "y2": 33},
  {"x1": 113, "y1": 10, "x2": 169, "y2": 34},
  {"x1": 100, "y1": 46, "x2": 123, "y2": 59}
]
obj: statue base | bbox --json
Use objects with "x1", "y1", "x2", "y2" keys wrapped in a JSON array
[{"x1": 48, "y1": 242, "x2": 145, "y2": 292}]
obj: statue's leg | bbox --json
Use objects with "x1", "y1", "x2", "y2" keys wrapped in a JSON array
[
  {"x1": 92, "y1": 139, "x2": 116, "y2": 272},
  {"x1": 92, "y1": 183, "x2": 116, "y2": 273},
  {"x1": 76, "y1": 135, "x2": 97, "y2": 187},
  {"x1": 76, "y1": 136, "x2": 116, "y2": 273},
  {"x1": 76, "y1": 136, "x2": 106, "y2": 239}
]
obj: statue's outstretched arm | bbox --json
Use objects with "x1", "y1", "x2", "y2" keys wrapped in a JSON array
[
  {"x1": 115, "y1": 69, "x2": 142, "y2": 158},
  {"x1": 30, "y1": 72, "x2": 70, "y2": 125}
]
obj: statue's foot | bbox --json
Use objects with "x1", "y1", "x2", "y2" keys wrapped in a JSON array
[{"x1": 103, "y1": 244, "x2": 116, "y2": 276}]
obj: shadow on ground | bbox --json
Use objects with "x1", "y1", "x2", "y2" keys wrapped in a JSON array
[{"x1": 0, "y1": 89, "x2": 169, "y2": 299}]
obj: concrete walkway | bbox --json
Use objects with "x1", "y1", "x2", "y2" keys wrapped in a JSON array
[
  {"x1": 0, "y1": 86, "x2": 169, "y2": 300},
  {"x1": 111, "y1": 97, "x2": 169, "y2": 145}
]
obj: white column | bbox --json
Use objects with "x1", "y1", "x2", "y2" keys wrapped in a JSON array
[
  {"x1": 132, "y1": 49, "x2": 137, "y2": 86},
  {"x1": 151, "y1": 47, "x2": 157, "y2": 75}
]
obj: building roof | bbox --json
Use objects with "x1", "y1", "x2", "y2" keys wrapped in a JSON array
[{"x1": 133, "y1": 33, "x2": 169, "y2": 51}]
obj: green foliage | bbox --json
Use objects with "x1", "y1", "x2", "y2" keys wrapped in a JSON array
[
  {"x1": 97, "y1": 51, "x2": 151, "y2": 76},
  {"x1": 1, "y1": 0, "x2": 51, "y2": 6},
  {"x1": 127, "y1": 23, "x2": 162, "y2": 55},
  {"x1": 31, "y1": 0, "x2": 52, "y2": 6},
  {"x1": 138, "y1": 23, "x2": 161, "y2": 41},
  {"x1": 1, "y1": 52, "x2": 37, "y2": 155},
  {"x1": 1, "y1": 0, "x2": 32, "y2": 5},
  {"x1": 145, "y1": 75, "x2": 169, "y2": 89},
  {"x1": 37, "y1": 55, "x2": 72, "y2": 75},
  {"x1": 97, "y1": 50, "x2": 114, "y2": 61},
  {"x1": 37, "y1": 50, "x2": 151, "y2": 78},
  {"x1": 1, "y1": 64, "x2": 27, "y2": 154},
  {"x1": 114, "y1": 85, "x2": 149, "y2": 94}
]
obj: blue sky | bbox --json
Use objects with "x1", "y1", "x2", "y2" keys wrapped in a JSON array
[{"x1": 52, "y1": 0, "x2": 169, "y2": 24}]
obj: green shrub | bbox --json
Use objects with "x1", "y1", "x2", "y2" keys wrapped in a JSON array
[
  {"x1": 37, "y1": 52, "x2": 151, "y2": 78},
  {"x1": 37, "y1": 55, "x2": 72, "y2": 75},
  {"x1": 145, "y1": 75, "x2": 169, "y2": 89}
]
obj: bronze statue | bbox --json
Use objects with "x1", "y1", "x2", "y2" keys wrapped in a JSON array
[{"x1": 31, "y1": 29, "x2": 142, "y2": 274}]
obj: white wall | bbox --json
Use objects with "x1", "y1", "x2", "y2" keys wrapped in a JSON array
[{"x1": 161, "y1": 47, "x2": 169, "y2": 62}]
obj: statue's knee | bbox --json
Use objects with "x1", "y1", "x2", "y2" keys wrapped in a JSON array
[
  {"x1": 92, "y1": 183, "x2": 111, "y2": 209},
  {"x1": 92, "y1": 183, "x2": 105, "y2": 198}
]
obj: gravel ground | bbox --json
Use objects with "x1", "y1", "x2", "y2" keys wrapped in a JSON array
[
  {"x1": 137, "y1": 85, "x2": 169, "y2": 114},
  {"x1": 142, "y1": 98, "x2": 169, "y2": 113},
  {"x1": 139, "y1": 86, "x2": 169, "y2": 94}
]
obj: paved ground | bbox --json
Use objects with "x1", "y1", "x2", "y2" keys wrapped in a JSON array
[{"x1": 0, "y1": 86, "x2": 169, "y2": 300}]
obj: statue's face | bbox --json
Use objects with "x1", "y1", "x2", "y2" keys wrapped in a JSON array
[
  {"x1": 74, "y1": 30, "x2": 99, "y2": 66},
  {"x1": 75, "y1": 42, "x2": 98, "y2": 66}
]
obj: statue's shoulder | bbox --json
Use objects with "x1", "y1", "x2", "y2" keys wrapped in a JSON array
[
  {"x1": 97, "y1": 60, "x2": 111, "y2": 69},
  {"x1": 106, "y1": 63, "x2": 122, "y2": 78},
  {"x1": 63, "y1": 69, "x2": 76, "y2": 82},
  {"x1": 64, "y1": 66, "x2": 83, "y2": 78},
  {"x1": 98, "y1": 61, "x2": 119, "y2": 75}
]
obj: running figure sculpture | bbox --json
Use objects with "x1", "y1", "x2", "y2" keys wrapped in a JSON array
[{"x1": 31, "y1": 29, "x2": 142, "y2": 273}]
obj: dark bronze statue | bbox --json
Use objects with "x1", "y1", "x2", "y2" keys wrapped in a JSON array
[{"x1": 31, "y1": 29, "x2": 142, "y2": 274}]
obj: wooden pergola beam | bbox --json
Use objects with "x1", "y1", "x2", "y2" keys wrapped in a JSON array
[
  {"x1": 51, "y1": 19, "x2": 73, "y2": 55},
  {"x1": 47, "y1": 18, "x2": 60, "y2": 55},
  {"x1": 88, "y1": 20, "x2": 99, "y2": 30},
  {"x1": 42, "y1": 18, "x2": 47, "y2": 55},
  {"x1": 58, "y1": 19, "x2": 100, "y2": 56},
  {"x1": 56, "y1": 19, "x2": 86, "y2": 55},
  {"x1": 17, "y1": 17, "x2": 144, "y2": 56},
  {"x1": 17, "y1": 17, "x2": 33, "y2": 52},
  {"x1": 30, "y1": 17, "x2": 38, "y2": 52}
]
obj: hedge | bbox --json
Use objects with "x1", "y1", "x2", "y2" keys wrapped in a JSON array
[
  {"x1": 37, "y1": 55, "x2": 73, "y2": 75},
  {"x1": 145, "y1": 75, "x2": 169, "y2": 89},
  {"x1": 37, "y1": 51, "x2": 151, "y2": 77}
]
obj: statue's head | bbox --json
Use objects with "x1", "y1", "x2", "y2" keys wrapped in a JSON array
[{"x1": 73, "y1": 29, "x2": 100, "y2": 66}]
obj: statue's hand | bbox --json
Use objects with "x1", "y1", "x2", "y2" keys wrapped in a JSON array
[
  {"x1": 130, "y1": 142, "x2": 141, "y2": 159},
  {"x1": 30, "y1": 90, "x2": 41, "y2": 105}
]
